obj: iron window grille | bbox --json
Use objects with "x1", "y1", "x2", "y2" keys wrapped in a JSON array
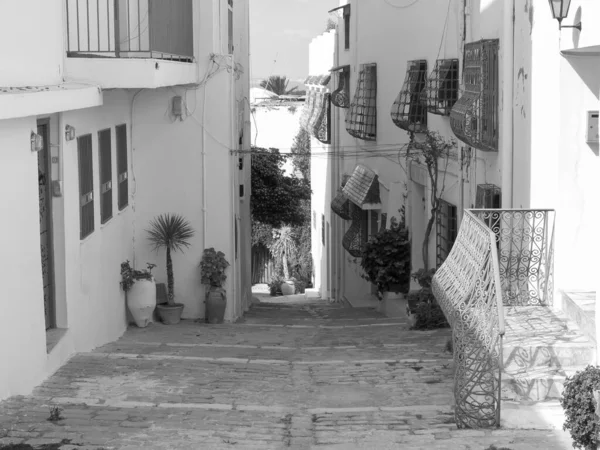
[
  {"x1": 116, "y1": 124, "x2": 128, "y2": 211},
  {"x1": 391, "y1": 60, "x2": 428, "y2": 132},
  {"x1": 342, "y1": 164, "x2": 381, "y2": 207},
  {"x1": 475, "y1": 184, "x2": 501, "y2": 208},
  {"x1": 424, "y1": 59, "x2": 459, "y2": 116},
  {"x1": 436, "y1": 199, "x2": 458, "y2": 266},
  {"x1": 77, "y1": 134, "x2": 94, "y2": 239},
  {"x1": 313, "y1": 93, "x2": 331, "y2": 143},
  {"x1": 346, "y1": 63, "x2": 377, "y2": 141},
  {"x1": 308, "y1": 91, "x2": 325, "y2": 134},
  {"x1": 331, "y1": 174, "x2": 352, "y2": 220},
  {"x1": 342, "y1": 202, "x2": 369, "y2": 257},
  {"x1": 98, "y1": 129, "x2": 113, "y2": 224},
  {"x1": 450, "y1": 39, "x2": 499, "y2": 152},
  {"x1": 331, "y1": 65, "x2": 350, "y2": 108},
  {"x1": 300, "y1": 89, "x2": 317, "y2": 130}
]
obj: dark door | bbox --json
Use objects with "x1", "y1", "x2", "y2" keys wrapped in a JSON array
[{"x1": 37, "y1": 121, "x2": 55, "y2": 330}]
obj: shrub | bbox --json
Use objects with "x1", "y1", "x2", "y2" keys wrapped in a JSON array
[
  {"x1": 408, "y1": 268, "x2": 449, "y2": 330},
  {"x1": 294, "y1": 280, "x2": 307, "y2": 294},
  {"x1": 268, "y1": 275, "x2": 284, "y2": 296},
  {"x1": 560, "y1": 365, "x2": 600, "y2": 449}
]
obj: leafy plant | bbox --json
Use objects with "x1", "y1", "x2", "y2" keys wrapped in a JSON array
[
  {"x1": 47, "y1": 405, "x2": 63, "y2": 422},
  {"x1": 412, "y1": 268, "x2": 436, "y2": 289},
  {"x1": 260, "y1": 75, "x2": 298, "y2": 95},
  {"x1": 120, "y1": 261, "x2": 156, "y2": 292},
  {"x1": 269, "y1": 226, "x2": 297, "y2": 280},
  {"x1": 294, "y1": 280, "x2": 307, "y2": 294},
  {"x1": 560, "y1": 365, "x2": 600, "y2": 449},
  {"x1": 147, "y1": 214, "x2": 195, "y2": 305},
  {"x1": 200, "y1": 248, "x2": 230, "y2": 288},
  {"x1": 408, "y1": 268, "x2": 449, "y2": 330},
  {"x1": 360, "y1": 217, "x2": 411, "y2": 297},
  {"x1": 268, "y1": 275, "x2": 284, "y2": 296},
  {"x1": 290, "y1": 128, "x2": 311, "y2": 182}
]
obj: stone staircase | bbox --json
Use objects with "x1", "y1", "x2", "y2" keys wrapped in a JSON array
[{"x1": 501, "y1": 295, "x2": 596, "y2": 403}]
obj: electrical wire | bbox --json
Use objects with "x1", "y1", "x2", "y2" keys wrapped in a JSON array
[{"x1": 383, "y1": 0, "x2": 423, "y2": 9}]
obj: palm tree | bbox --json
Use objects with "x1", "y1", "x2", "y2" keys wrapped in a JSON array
[
  {"x1": 269, "y1": 226, "x2": 297, "y2": 280},
  {"x1": 147, "y1": 213, "x2": 195, "y2": 305},
  {"x1": 260, "y1": 76, "x2": 298, "y2": 96}
]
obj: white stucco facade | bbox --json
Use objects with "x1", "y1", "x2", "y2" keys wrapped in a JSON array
[
  {"x1": 310, "y1": 0, "x2": 600, "y2": 309},
  {"x1": 1, "y1": 0, "x2": 250, "y2": 401}
]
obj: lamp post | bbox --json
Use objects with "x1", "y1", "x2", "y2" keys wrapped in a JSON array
[{"x1": 548, "y1": 0, "x2": 582, "y2": 30}]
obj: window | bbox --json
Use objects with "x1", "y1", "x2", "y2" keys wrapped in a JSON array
[
  {"x1": 228, "y1": 0, "x2": 234, "y2": 54},
  {"x1": 475, "y1": 184, "x2": 501, "y2": 209},
  {"x1": 78, "y1": 134, "x2": 94, "y2": 239},
  {"x1": 391, "y1": 60, "x2": 428, "y2": 132},
  {"x1": 116, "y1": 124, "x2": 128, "y2": 211},
  {"x1": 424, "y1": 59, "x2": 459, "y2": 116},
  {"x1": 450, "y1": 39, "x2": 499, "y2": 152},
  {"x1": 313, "y1": 93, "x2": 331, "y2": 144},
  {"x1": 239, "y1": 184, "x2": 244, "y2": 197},
  {"x1": 345, "y1": 63, "x2": 377, "y2": 141},
  {"x1": 331, "y1": 65, "x2": 350, "y2": 108},
  {"x1": 98, "y1": 129, "x2": 113, "y2": 224},
  {"x1": 436, "y1": 200, "x2": 458, "y2": 266},
  {"x1": 343, "y1": 5, "x2": 350, "y2": 50}
]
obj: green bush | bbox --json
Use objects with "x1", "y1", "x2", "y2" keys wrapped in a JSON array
[
  {"x1": 268, "y1": 275, "x2": 284, "y2": 296},
  {"x1": 408, "y1": 268, "x2": 449, "y2": 330},
  {"x1": 560, "y1": 365, "x2": 600, "y2": 449},
  {"x1": 294, "y1": 280, "x2": 307, "y2": 294}
]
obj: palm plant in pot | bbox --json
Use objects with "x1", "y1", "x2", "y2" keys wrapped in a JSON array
[
  {"x1": 268, "y1": 226, "x2": 297, "y2": 295},
  {"x1": 200, "y1": 247, "x2": 230, "y2": 323},
  {"x1": 360, "y1": 216, "x2": 411, "y2": 314},
  {"x1": 147, "y1": 213, "x2": 195, "y2": 325},
  {"x1": 120, "y1": 260, "x2": 157, "y2": 328}
]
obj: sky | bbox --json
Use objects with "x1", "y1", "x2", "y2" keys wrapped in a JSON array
[{"x1": 249, "y1": 0, "x2": 339, "y2": 87}]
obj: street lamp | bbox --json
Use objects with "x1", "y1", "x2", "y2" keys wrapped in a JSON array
[{"x1": 548, "y1": 0, "x2": 582, "y2": 30}]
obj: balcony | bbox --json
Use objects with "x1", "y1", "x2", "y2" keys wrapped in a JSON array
[{"x1": 64, "y1": 0, "x2": 198, "y2": 89}]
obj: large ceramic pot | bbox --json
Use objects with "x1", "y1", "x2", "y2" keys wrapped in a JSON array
[
  {"x1": 127, "y1": 278, "x2": 156, "y2": 328},
  {"x1": 379, "y1": 290, "x2": 409, "y2": 320},
  {"x1": 156, "y1": 303, "x2": 184, "y2": 325},
  {"x1": 206, "y1": 287, "x2": 226, "y2": 324},
  {"x1": 280, "y1": 281, "x2": 295, "y2": 296}
]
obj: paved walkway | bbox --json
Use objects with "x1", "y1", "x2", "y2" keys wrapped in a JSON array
[{"x1": 0, "y1": 297, "x2": 573, "y2": 449}]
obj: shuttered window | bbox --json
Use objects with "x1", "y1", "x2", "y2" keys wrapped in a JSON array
[
  {"x1": 98, "y1": 129, "x2": 113, "y2": 224},
  {"x1": 78, "y1": 134, "x2": 94, "y2": 239},
  {"x1": 116, "y1": 124, "x2": 128, "y2": 210}
]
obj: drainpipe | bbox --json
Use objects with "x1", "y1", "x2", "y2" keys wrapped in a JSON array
[{"x1": 501, "y1": 0, "x2": 515, "y2": 208}]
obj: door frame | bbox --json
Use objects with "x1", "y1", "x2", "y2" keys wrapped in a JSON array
[{"x1": 37, "y1": 118, "x2": 56, "y2": 329}]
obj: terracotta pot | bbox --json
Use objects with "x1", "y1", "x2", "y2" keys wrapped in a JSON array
[
  {"x1": 127, "y1": 278, "x2": 156, "y2": 328},
  {"x1": 280, "y1": 281, "x2": 295, "y2": 296},
  {"x1": 156, "y1": 303, "x2": 184, "y2": 325},
  {"x1": 206, "y1": 287, "x2": 226, "y2": 324}
]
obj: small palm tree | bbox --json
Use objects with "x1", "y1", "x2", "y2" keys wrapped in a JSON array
[
  {"x1": 269, "y1": 226, "x2": 297, "y2": 280},
  {"x1": 260, "y1": 76, "x2": 298, "y2": 96},
  {"x1": 147, "y1": 214, "x2": 195, "y2": 305}
]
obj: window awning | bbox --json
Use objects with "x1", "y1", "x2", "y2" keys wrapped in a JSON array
[
  {"x1": 331, "y1": 175, "x2": 352, "y2": 220},
  {"x1": 331, "y1": 67, "x2": 350, "y2": 108},
  {"x1": 390, "y1": 60, "x2": 428, "y2": 132},
  {"x1": 342, "y1": 164, "x2": 381, "y2": 209},
  {"x1": 346, "y1": 64, "x2": 377, "y2": 141},
  {"x1": 342, "y1": 205, "x2": 365, "y2": 257},
  {"x1": 304, "y1": 74, "x2": 331, "y2": 86},
  {"x1": 300, "y1": 89, "x2": 317, "y2": 130},
  {"x1": 313, "y1": 93, "x2": 331, "y2": 144},
  {"x1": 424, "y1": 59, "x2": 459, "y2": 116},
  {"x1": 449, "y1": 90, "x2": 481, "y2": 149}
]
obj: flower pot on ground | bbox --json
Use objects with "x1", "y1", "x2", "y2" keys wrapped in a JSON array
[
  {"x1": 120, "y1": 261, "x2": 157, "y2": 328},
  {"x1": 200, "y1": 247, "x2": 230, "y2": 324},
  {"x1": 147, "y1": 213, "x2": 195, "y2": 325},
  {"x1": 361, "y1": 216, "x2": 411, "y2": 315},
  {"x1": 280, "y1": 280, "x2": 295, "y2": 296}
]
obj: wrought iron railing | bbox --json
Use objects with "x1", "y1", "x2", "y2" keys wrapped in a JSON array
[
  {"x1": 432, "y1": 210, "x2": 505, "y2": 429},
  {"x1": 66, "y1": 0, "x2": 193, "y2": 61},
  {"x1": 470, "y1": 209, "x2": 555, "y2": 307},
  {"x1": 432, "y1": 208, "x2": 555, "y2": 428}
]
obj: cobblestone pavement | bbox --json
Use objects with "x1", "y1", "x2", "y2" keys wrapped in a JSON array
[{"x1": 0, "y1": 298, "x2": 573, "y2": 449}]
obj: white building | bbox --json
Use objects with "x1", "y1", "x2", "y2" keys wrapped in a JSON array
[
  {"x1": 309, "y1": 0, "x2": 600, "y2": 324},
  {"x1": 1, "y1": 0, "x2": 251, "y2": 401}
]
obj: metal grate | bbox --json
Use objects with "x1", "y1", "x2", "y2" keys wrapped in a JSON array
[
  {"x1": 331, "y1": 174, "x2": 352, "y2": 220},
  {"x1": 391, "y1": 60, "x2": 428, "y2": 132},
  {"x1": 331, "y1": 66, "x2": 350, "y2": 108},
  {"x1": 77, "y1": 134, "x2": 94, "y2": 239},
  {"x1": 436, "y1": 199, "x2": 458, "y2": 266},
  {"x1": 98, "y1": 129, "x2": 113, "y2": 224},
  {"x1": 476, "y1": 184, "x2": 501, "y2": 208},
  {"x1": 116, "y1": 124, "x2": 128, "y2": 210},
  {"x1": 450, "y1": 40, "x2": 499, "y2": 152},
  {"x1": 342, "y1": 164, "x2": 380, "y2": 207},
  {"x1": 342, "y1": 203, "x2": 368, "y2": 257},
  {"x1": 424, "y1": 59, "x2": 459, "y2": 116},
  {"x1": 314, "y1": 93, "x2": 331, "y2": 143},
  {"x1": 345, "y1": 64, "x2": 377, "y2": 141}
]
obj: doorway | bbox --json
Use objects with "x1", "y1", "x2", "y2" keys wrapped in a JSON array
[{"x1": 37, "y1": 120, "x2": 55, "y2": 330}]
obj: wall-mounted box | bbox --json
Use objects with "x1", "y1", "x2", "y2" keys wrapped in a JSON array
[{"x1": 586, "y1": 111, "x2": 599, "y2": 144}]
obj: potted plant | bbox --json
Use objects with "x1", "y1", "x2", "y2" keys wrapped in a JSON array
[
  {"x1": 147, "y1": 213, "x2": 195, "y2": 325},
  {"x1": 268, "y1": 226, "x2": 297, "y2": 295},
  {"x1": 360, "y1": 216, "x2": 411, "y2": 315},
  {"x1": 200, "y1": 247, "x2": 230, "y2": 323},
  {"x1": 120, "y1": 260, "x2": 157, "y2": 328}
]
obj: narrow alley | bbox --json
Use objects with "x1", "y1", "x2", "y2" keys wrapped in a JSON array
[{"x1": 0, "y1": 297, "x2": 569, "y2": 449}]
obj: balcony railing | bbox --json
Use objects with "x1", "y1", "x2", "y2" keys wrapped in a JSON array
[
  {"x1": 66, "y1": 0, "x2": 193, "y2": 61},
  {"x1": 432, "y1": 209, "x2": 555, "y2": 429}
]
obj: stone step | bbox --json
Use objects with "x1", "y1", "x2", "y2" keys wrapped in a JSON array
[
  {"x1": 560, "y1": 290, "x2": 596, "y2": 346},
  {"x1": 501, "y1": 365, "x2": 584, "y2": 402},
  {"x1": 503, "y1": 341, "x2": 595, "y2": 374}
]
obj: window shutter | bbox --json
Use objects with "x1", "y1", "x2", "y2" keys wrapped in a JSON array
[
  {"x1": 78, "y1": 134, "x2": 94, "y2": 239},
  {"x1": 99, "y1": 129, "x2": 113, "y2": 224},
  {"x1": 116, "y1": 124, "x2": 128, "y2": 210}
]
